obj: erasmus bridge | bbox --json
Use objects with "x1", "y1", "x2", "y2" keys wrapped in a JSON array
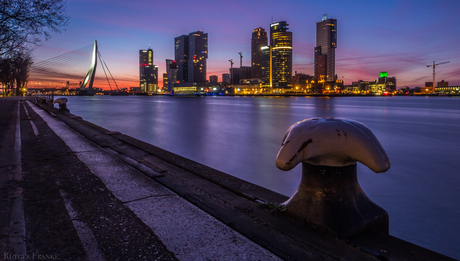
[{"x1": 28, "y1": 40, "x2": 120, "y2": 95}]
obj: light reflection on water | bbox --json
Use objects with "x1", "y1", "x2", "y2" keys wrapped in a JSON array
[{"x1": 60, "y1": 95, "x2": 459, "y2": 259}]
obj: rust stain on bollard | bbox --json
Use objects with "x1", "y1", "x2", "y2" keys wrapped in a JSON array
[{"x1": 276, "y1": 117, "x2": 390, "y2": 237}]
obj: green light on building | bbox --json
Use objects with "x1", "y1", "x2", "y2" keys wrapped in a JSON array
[{"x1": 380, "y1": 72, "x2": 388, "y2": 78}]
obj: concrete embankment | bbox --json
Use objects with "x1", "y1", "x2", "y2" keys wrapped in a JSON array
[{"x1": 0, "y1": 97, "x2": 455, "y2": 260}]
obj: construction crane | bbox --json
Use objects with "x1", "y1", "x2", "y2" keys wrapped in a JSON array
[
  {"x1": 229, "y1": 59, "x2": 234, "y2": 85},
  {"x1": 427, "y1": 61, "x2": 449, "y2": 94},
  {"x1": 238, "y1": 52, "x2": 243, "y2": 67}
]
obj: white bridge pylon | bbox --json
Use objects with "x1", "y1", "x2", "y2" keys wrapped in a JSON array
[{"x1": 80, "y1": 40, "x2": 97, "y2": 90}]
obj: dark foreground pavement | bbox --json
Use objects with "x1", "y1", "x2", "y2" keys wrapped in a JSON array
[
  {"x1": 0, "y1": 98, "x2": 177, "y2": 260},
  {"x1": 0, "y1": 97, "x2": 455, "y2": 261},
  {"x1": 1, "y1": 97, "x2": 281, "y2": 261}
]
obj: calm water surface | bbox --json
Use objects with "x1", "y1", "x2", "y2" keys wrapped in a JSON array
[{"x1": 59, "y1": 95, "x2": 460, "y2": 259}]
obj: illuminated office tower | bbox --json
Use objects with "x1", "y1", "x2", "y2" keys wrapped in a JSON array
[
  {"x1": 261, "y1": 46, "x2": 270, "y2": 85},
  {"x1": 251, "y1": 27, "x2": 268, "y2": 79},
  {"x1": 315, "y1": 14, "x2": 337, "y2": 82},
  {"x1": 139, "y1": 47, "x2": 157, "y2": 92},
  {"x1": 163, "y1": 73, "x2": 168, "y2": 90},
  {"x1": 152, "y1": 65, "x2": 158, "y2": 92},
  {"x1": 270, "y1": 21, "x2": 292, "y2": 88},
  {"x1": 174, "y1": 35, "x2": 189, "y2": 83},
  {"x1": 188, "y1": 31, "x2": 208, "y2": 85},
  {"x1": 175, "y1": 31, "x2": 208, "y2": 86}
]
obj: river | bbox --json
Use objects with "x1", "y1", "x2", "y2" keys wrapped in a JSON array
[{"x1": 57, "y1": 95, "x2": 460, "y2": 259}]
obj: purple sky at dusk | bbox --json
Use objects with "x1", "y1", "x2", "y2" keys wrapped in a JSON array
[{"x1": 31, "y1": 0, "x2": 460, "y2": 89}]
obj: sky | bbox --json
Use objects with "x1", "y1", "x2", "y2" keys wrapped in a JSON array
[{"x1": 31, "y1": 0, "x2": 460, "y2": 89}]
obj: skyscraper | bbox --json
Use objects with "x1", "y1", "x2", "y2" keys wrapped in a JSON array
[
  {"x1": 163, "y1": 73, "x2": 168, "y2": 90},
  {"x1": 165, "y1": 59, "x2": 177, "y2": 92},
  {"x1": 152, "y1": 65, "x2": 158, "y2": 92},
  {"x1": 270, "y1": 21, "x2": 292, "y2": 88},
  {"x1": 139, "y1": 48, "x2": 157, "y2": 92},
  {"x1": 188, "y1": 31, "x2": 208, "y2": 85},
  {"x1": 175, "y1": 31, "x2": 208, "y2": 86},
  {"x1": 261, "y1": 46, "x2": 270, "y2": 86},
  {"x1": 174, "y1": 35, "x2": 189, "y2": 83},
  {"x1": 251, "y1": 27, "x2": 268, "y2": 79},
  {"x1": 315, "y1": 14, "x2": 337, "y2": 82}
]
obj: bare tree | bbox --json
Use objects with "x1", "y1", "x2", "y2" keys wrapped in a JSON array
[
  {"x1": 0, "y1": 51, "x2": 32, "y2": 96},
  {"x1": 13, "y1": 51, "x2": 33, "y2": 95},
  {"x1": 0, "y1": 0, "x2": 68, "y2": 95},
  {"x1": 0, "y1": 57, "x2": 13, "y2": 96},
  {"x1": 0, "y1": 0, "x2": 69, "y2": 57}
]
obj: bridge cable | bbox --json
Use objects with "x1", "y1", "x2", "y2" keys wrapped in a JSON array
[
  {"x1": 29, "y1": 44, "x2": 94, "y2": 88},
  {"x1": 97, "y1": 52, "x2": 113, "y2": 90},
  {"x1": 97, "y1": 50, "x2": 119, "y2": 91}
]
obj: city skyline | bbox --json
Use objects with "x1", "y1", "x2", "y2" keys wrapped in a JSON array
[{"x1": 31, "y1": 0, "x2": 460, "y2": 88}]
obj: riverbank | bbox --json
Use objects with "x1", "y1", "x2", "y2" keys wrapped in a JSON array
[
  {"x1": 0, "y1": 97, "x2": 455, "y2": 260},
  {"x1": 23, "y1": 91, "x2": 460, "y2": 97}
]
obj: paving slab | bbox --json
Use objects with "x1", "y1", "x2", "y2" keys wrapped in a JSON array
[
  {"x1": 27, "y1": 100, "x2": 283, "y2": 260},
  {"x1": 12, "y1": 98, "x2": 454, "y2": 261},
  {"x1": 126, "y1": 194, "x2": 280, "y2": 261}
]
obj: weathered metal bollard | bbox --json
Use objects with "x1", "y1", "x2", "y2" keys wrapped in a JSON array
[
  {"x1": 38, "y1": 97, "x2": 48, "y2": 104},
  {"x1": 53, "y1": 98, "x2": 69, "y2": 112},
  {"x1": 276, "y1": 117, "x2": 391, "y2": 237}
]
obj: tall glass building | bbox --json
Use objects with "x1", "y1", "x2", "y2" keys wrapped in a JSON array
[
  {"x1": 139, "y1": 48, "x2": 158, "y2": 92},
  {"x1": 175, "y1": 31, "x2": 208, "y2": 86},
  {"x1": 165, "y1": 59, "x2": 177, "y2": 92},
  {"x1": 188, "y1": 31, "x2": 208, "y2": 85},
  {"x1": 261, "y1": 46, "x2": 270, "y2": 86},
  {"x1": 270, "y1": 21, "x2": 292, "y2": 88},
  {"x1": 251, "y1": 27, "x2": 268, "y2": 79},
  {"x1": 315, "y1": 15, "x2": 337, "y2": 82},
  {"x1": 174, "y1": 35, "x2": 189, "y2": 83}
]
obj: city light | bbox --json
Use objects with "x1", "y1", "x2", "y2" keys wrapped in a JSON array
[{"x1": 18, "y1": 14, "x2": 456, "y2": 97}]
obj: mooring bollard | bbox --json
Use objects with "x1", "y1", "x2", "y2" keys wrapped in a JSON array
[
  {"x1": 38, "y1": 97, "x2": 48, "y2": 104},
  {"x1": 276, "y1": 117, "x2": 391, "y2": 237},
  {"x1": 53, "y1": 98, "x2": 69, "y2": 112}
]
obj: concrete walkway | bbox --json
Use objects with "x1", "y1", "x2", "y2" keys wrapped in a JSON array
[
  {"x1": 1, "y1": 97, "x2": 455, "y2": 261},
  {"x1": 0, "y1": 98, "x2": 279, "y2": 261}
]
